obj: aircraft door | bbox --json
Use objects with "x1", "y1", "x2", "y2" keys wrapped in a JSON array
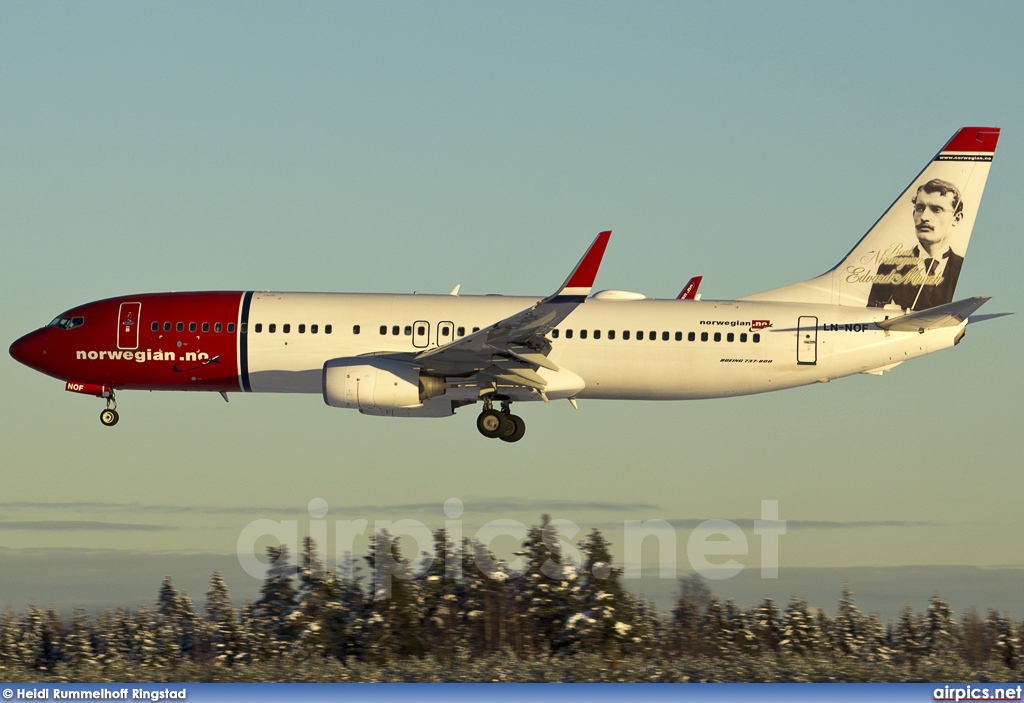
[
  {"x1": 117, "y1": 302, "x2": 142, "y2": 350},
  {"x1": 436, "y1": 321, "x2": 454, "y2": 347},
  {"x1": 797, "y1": 316, "x2": 818, "y2": 365},
  {"x1": 412, "y1": 320, "x2": 430, "y2": 349}
]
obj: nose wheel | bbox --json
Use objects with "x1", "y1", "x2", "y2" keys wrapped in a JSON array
[
  {"x1": 476, "y1": 399, "x2": 526, "y2": 442},
  {"x1": 99, "y1": 394, "x2": 119, "y2": 427}
]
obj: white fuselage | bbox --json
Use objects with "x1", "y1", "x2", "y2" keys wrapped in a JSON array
[{"x1": 244, "y1": 292, "x2": 960, "y2": 401}]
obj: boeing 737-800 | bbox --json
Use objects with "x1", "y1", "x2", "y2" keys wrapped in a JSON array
[{"x1": 9, "y1": 127, "x2": 1005, "y2": 442}]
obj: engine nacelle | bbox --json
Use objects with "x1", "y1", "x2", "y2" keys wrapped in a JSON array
[{"x1": 322, "y1": 357, "x2": 447, "y2": 412}]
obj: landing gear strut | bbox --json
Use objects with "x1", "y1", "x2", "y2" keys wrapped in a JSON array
[
  {"x1": 476, "y1": 398, "x2": 526, "y2": 443},
  {"x1": 99, "y1": 393, "x2": 119, "y2": 427}
]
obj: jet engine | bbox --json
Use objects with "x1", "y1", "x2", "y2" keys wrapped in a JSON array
[{"x1": 322, "y1": 357, "x2": 451, "y2": 416}]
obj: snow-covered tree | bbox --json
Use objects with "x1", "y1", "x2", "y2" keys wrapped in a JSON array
[
  {"x1": 780, "y1": 596, "x2": 817, "y2": 656},
  {"x1": 923, "y1": 595, "x2": 959, "y2": 657},
  {"x1": 204, "y1": 572, "x2": 241, "y2": 665},
  {"x1": 515, "y1": 515, "x2": 581, "y2": 653},
  {"x1": 363, "y1": 530, "x2": 426, "y2": 661},
  {"x1": 832, "y1": 586, "x2": 864, "y2": 656},
  {"x1": 253, "y1": 544, "x2": 300, "y2": 650}
]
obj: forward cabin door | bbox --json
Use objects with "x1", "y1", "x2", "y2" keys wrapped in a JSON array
[
  {"x1": 797, "y1": 316, "x2": 818, "y2": 365},
  {"x1": 117, "y1": 302, "x2": 142, "y2": 350}
]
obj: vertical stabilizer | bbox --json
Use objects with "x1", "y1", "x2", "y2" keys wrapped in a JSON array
[{"x1": 740, "y1": 127, "x2": 1000, "y2": 310}]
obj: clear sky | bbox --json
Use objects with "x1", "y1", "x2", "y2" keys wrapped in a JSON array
[{"x1": 1, "y1": 1, "x2": 1022, "y2": 620}]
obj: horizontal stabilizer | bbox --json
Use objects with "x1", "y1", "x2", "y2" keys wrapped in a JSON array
[
  {"x1": 876, "y1": 296, "x2": 990, "y2": 332},
  {"x1": 967, "y1": 312, "x2": 1013, "y2": 325}
]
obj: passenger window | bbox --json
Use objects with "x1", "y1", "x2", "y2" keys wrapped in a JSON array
[
  {"x1": 701, "y1": 332, "x2": 708, "y2": 342},
  {"x1": 580, "y1": 329, "x2": 587, "y2": 339},
  {"x1": 740, "y1": 333, "x2": 747, "y2": 342},
  {"x1": 202, "y1": 322, "x2": 210, "y2": 333},
  {"x1": 552, "y1": 329, "x2": 560, "y2": 339},
  {"x1": 392, "y1": 325, "x2": 400, "y2": 335},
  {"x1": 457, "y1": 326, "x2": 465, "y2": 336},
  {"x1": 441, "y1": 327, "x2": 450, "y2": 337},
  {"x1": 151, "y1": 321, "x2": 158, "y2": 332},
  {"x1": 637, "y1": 331, "x2": 643, "y2": 340},
  {"x1": 472, "y1": 327, "x2": 480, "y2": 332},
  {"x1": 662, "y1": 331, "x2": 669, "y2": 341},
  {"x1": 594, "y1": 330, "x2": 601, "y2": 340},
  {"x1": 608, "y1": 330, "x2": 615, "y2": 340},
  {"x1": 351, "y1": 325, "x2": 358, "y2": 334},
  {"x1": 714, "y1": 332, "x2": 722, "y2": 342},
  {"x1": 189, "y1": 322, "x2": 197, "y2": 332},
  {"x1": 379, "y1": 325, "x2": 387, "y2": 335},
  {"x1": 727, "y1": 333, "x2": 734, "y2": 342},
  {"x1": 566, "y1": 329, "x2": 574, "y2": 339},
  {"x1": 255, "y1": 323, "x2": 263, "y2": 333},
  {"x1": 650, "y1": 331, "x2": 657, "y2": 341},
  {"x1": 298, "y1": 324, "x2": 305, "y2": 333},
  {"x1": 623, "y1": 330, "x2": 630, "y2": 340},
  {"x1": 675, "y1": 332, "x2": 682, "y2": 341},
  {"x1": 285, "y1": 324, "x2": 292, "y2": 334},
  {"x1": 215, "y1": 322, "x2": 222, "y2": 333},
  {"x1": 239, "y1": 323, "x2": 246, "y2": 333},
  {"x1": 228, "y1": 323, "x2": 235, "y2": 333},
  {"x1": 176, "y1": 322, "x2": 184, "y2": 332},
  {"x1": 753, "y1": 333, "x2": 760, "y2": 343},
  {"x1": 404, "y1": 325, "x2": 412, "y2": 336},
  {"x1": 311, "y1": 324, "x2": 318, "y2": 334},
  {"x1": 164, "y1": 322, "x2": 171, "y2": 332},
  {"x1": 269, "y1": 324, "x2": 276, "y2": 333},
  {"x1": 688, "y1": 332, "x2": 695, "y2": 342},
  {"x1": 325, "y1": 325, "x2": 332, "y2": 334},
  {"x1": 417, "y1": 325, "x2": 426, "y2": 335}
]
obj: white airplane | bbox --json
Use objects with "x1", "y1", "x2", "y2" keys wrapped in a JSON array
[{"x1": 9, "y1": 127, "x2": 1006, "y2": 442}]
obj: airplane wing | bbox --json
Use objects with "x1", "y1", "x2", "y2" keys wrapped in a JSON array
[
  {"x1": 677, "y1": 276, "x2": 703, "y2": 300},
  {"x1": 875, "y1": 296, "x2": 991, "y2": 332},
  {"x1": 412, "y1": 231, "x2": 611, "y2": 394}
]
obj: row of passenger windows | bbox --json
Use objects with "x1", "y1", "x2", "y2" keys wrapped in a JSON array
[
  {"x1": 252, "y1": 323, "x2": 333, "y2": 335},
  {"x1": 376, "y1": 324, "x2": 480, "y2": 337},
  {"x1": 151, "y1": 321, "x2": 235, "y2": 333},
  {"x1": 550, "y1": 328, "x2": 761, "y2": 343}
]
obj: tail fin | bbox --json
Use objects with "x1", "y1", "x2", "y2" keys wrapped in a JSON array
[{"x1": 740, "y1": 127, "x2": 1000, "y2": 310}]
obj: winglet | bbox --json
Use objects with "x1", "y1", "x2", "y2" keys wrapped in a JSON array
[
  {"x1": 550, "y1": 231, "x2": 611, "y2": 301},
  {"x1": 677, "y1": 276, "x2": 703, "y2": 300}
]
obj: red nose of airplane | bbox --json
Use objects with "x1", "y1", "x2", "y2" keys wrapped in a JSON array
[{"x1": 10, "y1": 331, "x2": 44, "y2": 372}]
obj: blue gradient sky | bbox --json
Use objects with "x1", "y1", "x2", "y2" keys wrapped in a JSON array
[{"x1": 1, "y1": 2, "x2": 1022, "y2": 619}]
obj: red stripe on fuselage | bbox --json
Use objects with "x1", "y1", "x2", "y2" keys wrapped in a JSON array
[{"x1": 33, "y1": 292, "x2": 244, "y2": 391}]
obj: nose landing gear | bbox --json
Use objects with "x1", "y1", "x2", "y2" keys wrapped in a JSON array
[
  {"x1": 476, "y1": 398, "x2": 526, "y2": 443},
  {"x1": 99, "y1": 393, "x2": 119, "y2": 427}
]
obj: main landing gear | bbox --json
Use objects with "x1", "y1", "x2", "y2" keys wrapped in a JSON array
[
  {"x1": 99, "y1": 393, "x2": 119, "y2": 427},
  {"x1": 476, "y1": 398, "x2": 526, "y2": 443}
]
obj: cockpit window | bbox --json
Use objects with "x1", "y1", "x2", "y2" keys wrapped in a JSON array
[{"x1": 48, "y1": 315, "x2": 85, "y2": 330}]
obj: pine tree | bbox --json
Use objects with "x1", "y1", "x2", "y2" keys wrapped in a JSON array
[
  {"x1": 833, "y1": 585, "x2": 864, "y2": 656},
  {"x1": 780, "y1": 596, "x2": 816, "y2": 656},
  {"x1": 985, "y1": 609, "x2": 1018, "y2": 669},
  {"x1": 515, "y1": 515, "x2": 580, "y2": 653},
  {"x1": 253, "y1": 544, "x2": 300, "y2": 650},
  {"x1": 670, "y1": 574, "x2": 711, "y2": 656},
  {"x1": 205, "y1": 572, "x2": 241, "y2": 665},
  {"x1": 65, "y1": 607, "x2": 98, "y2": 672},
  {"x1": 572, "y1": 528, "x2": 636, "y2": 655},
  {"x1": 363, "y1": 530, "x2": 426, "y2": 661},
  {"x1": 750, "y1": 598, "x2": 782, "y2": 654},
  {"x1": 894, "y1": 605, "x2": 923, "y2": 664},
  {"x1": 923, "y1": 595, "x2": 959, "y2": 657}
]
